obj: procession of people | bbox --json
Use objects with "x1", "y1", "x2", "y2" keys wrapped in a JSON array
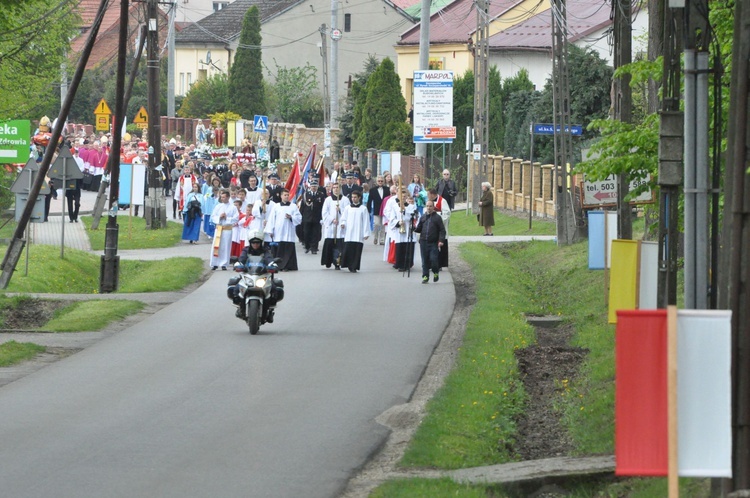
[{"x1": 24, "y1": 123, "x2": 454, "y2": 282}]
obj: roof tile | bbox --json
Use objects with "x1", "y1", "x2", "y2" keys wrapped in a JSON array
[{"x1": 176, "y1": 0, "x2": 303, "y2": 44}]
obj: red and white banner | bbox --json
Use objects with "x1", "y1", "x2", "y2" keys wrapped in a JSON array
[{"x1": 615, "y1": 309, "x2": 732, "y2": 478}]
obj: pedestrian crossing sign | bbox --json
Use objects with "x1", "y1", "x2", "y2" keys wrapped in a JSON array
[{"x1": 253, "y1": 115, "x2": 268, "y2": 133}]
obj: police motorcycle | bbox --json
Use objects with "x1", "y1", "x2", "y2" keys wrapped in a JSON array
[{"x1": 227, "y1": 231, "x2": 284, "y2": 335}]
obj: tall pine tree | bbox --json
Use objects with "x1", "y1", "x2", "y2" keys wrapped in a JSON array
[
  {"x1": 354, "y1": 58, "x2": 406, "y2": 150},
  {"x1": 228, "y1": 6, "x2": 265, "y2": 119}
]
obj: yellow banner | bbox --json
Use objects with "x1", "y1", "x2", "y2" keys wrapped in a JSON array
[
  {"x1": 608, "y1": 239, "x2": 638, "y2": 324},
  {"x1": 227, "y1": 121, "x2": 236, "y2": 148}
]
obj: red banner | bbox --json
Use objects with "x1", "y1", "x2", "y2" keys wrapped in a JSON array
[{"x1": 615, "y1": 309, "x2": 668, "y2": 476}]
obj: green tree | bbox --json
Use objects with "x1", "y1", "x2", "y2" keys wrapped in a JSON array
[
  {"x1": 488, "y1": 66, "x2": 504, "y2": 153},
  {"x1": 525, "y1": 44, "x2": 613, "y2": 164},
  {"x1": 354, "y1": 58, "x2": 406, "y2": 150},
  {"x1": 228, "y1": 6, "x2": 265, "y2": 119},
  {"x1": 266, "y1": 61, "x2": 322, "y2": 126},
  {"x1": 381, "y1": 121, "x2": 415, "y2": 155},
  {"x1": 178, "y1": 74, "x2": 230, "y2": 118},
  {"x1": 503, "y1": 89, "x2": 540, "y2": 160},
  {"x1": 337, "y1": 55, "x2": 379, "y2": 145},
  {"x1": 500, "y1": 68, "x2": 538, "y2": 158},
  {"x1": 451, "y1": 68, "x2": 475, "y2": 151},
  {"x1": 0, "y1": 0, "x2": 80, "y2": 118}
]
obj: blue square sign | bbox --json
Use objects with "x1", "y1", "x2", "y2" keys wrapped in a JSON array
[{"x1": 253, "y1": 115, "x2": 268, "y2": 133}]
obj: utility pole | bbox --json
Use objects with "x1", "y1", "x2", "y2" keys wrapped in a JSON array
[
  {"x1": 656, "y1": 0, "x2": 683, "y2": 308},
  {"x1": 145, "y1": 0, "x2": 166, "y2": 229},
  {"x1": 613, "y1": 0, "x2": 632, "y2": 240},
  {"x1": 330, "y1": 0, "x2": 339, "y2": 128},
  {"x1": 320, "y1": 24, "x2": 330, "y2": 128},
  {"x1": 550, "y1": 0, "x2": 578, "y2": 245},
  {"x1": 167, "y1": 0, "x2": 176, "y2": 117},
  {"x1": 100, "y1": 0, "x2": 129, "y2": 293},
  {"x1": 415, "y1": 0, "x2": 431, "y2": 161},
  {"x1": 683, "y1": 0, "x2": 711, "y2": 310},
  {"x1": 471, "y1": 0, "x2": 489, "y2": 213},
  {"x1": 0, "y1": 0, "x2": 110, "y2": 289},
  {"x1": 719, "y1": 0, "x2": 750, "y2": 488}
]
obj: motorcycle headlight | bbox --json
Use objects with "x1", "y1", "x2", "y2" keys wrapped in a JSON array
[{"x1": 254, "y1": 278, "x2": 267, "y2": 288}]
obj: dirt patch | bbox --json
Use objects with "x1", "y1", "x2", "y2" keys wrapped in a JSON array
[
  {"x1": 513, "y1": 323, "x2": 588, "y2": 460},
  {"x1": 1, "y1": 299, "x2": 74, "y2": 331}
]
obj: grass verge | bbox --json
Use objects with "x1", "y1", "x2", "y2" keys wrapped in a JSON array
[
  {"x1": 377, "y1": 238, "x2": 705, "y2": 496},
  {"x1": 82, "y1": 215, "x2": 184, "y2": 250},
  {"x1": 448, "y1": 208, "x2": 556, "y2": 236},
  {"x1": 0, "y1": 245, "x2": 204, "y2": 293},
  {"x1": 0, "y1": 341, "x2": 46, "y2": 367},
  {"x1": 399, "y1": 241, "x2": 542, "y2": 469},
  {"x1": 41, "y1": 300, "x2": 145, "y2": 332}
]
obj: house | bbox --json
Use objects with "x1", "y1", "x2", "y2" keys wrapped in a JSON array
[
  {"x1": 395, "y1": 0, "x2": 648, "y2": 104},
  {"x1": 175, "y1": 0, "x2": 235, "y2": 23},
  {"x1": 174, "y1": 0, "x2": 416, "y2": 118},
  {"x1": 70, "y1": 0, "x2": 170, "y2": 70}
]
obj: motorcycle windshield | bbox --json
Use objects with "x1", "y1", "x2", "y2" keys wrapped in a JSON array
[{"x1": 245, "y1": 257, "x2": 266, "y2": 275}]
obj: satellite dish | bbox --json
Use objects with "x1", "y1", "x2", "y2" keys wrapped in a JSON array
[{"x1": 206, "y1": 51, "x2": 212, "y2": 64}]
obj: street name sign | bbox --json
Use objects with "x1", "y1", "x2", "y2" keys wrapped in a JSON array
[{"x1": 533, "y1": 123, "x2": 583, "y2": 136}]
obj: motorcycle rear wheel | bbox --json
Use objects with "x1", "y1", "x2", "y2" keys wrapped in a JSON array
[{"x1": 246, "y1": 300, "x2": 260, "y2": 335}]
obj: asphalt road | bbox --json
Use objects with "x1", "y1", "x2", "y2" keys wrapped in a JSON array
[{"x1": 0, "y1": 240, "x2": 454, "y2": 498}]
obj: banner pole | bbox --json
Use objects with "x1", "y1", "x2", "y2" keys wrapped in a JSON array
[{"x1": 667, "y1": 305, "x2": 679, "y2": 497}]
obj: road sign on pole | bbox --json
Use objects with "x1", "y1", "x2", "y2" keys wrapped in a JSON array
[
  {"x1": 133, "y1": 106, "x2": 149, "y2": 130},
  {"x1": 253, "y1": 115, "x2": 268, "y2": 133},
  {"x1": 94, "y1": 98, "x2": 112, "y2": 132},
  {"x1": 532, "y1": 123, "x2": 584, "y2": 136}
]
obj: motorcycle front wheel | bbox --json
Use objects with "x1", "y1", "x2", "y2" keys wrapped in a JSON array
[{"x1": 246, "y1": 300, "x2": 260, "y2": 335}]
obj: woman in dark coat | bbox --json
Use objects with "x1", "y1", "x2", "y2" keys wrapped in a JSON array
[{"x1": 478, "y1": 181, "x2": 494, "y2": 236}]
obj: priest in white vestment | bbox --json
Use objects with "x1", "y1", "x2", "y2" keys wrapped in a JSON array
[
  {"x1": 264, "y1": 189, "x2": 302, "y2": 270},
  {"x1": 339, "y1": 190, "x2": 370, "y2": 273},
  {"x1": 320, "y1": 182, "x2": 350, "y2": 269},
  {"x1": 209, "y1": 190, "x2": 239, "y2": 270}
]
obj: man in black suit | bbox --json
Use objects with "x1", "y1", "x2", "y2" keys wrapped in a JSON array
[
  {"x1": 341, "y1": 172, "x2": 362, "y2": 201},
  {"x1": 265, "y1": 172, "x2": 283, "y2": 203},
  {"x1": 367, "y1": 174, "x2": 389, "y2": 245},
  {"x1": 436, "y1": 168, "x2": 458, "y2": 210}
]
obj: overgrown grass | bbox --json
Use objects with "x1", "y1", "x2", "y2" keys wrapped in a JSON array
[
  {"x1": 0, "y1": 215, "x2": 15, "y2": 240},
  {"x1": 377, "y1": 238, "x2": 705, "y2": 496},
  {"x1": 41, "y1": 300, "x2": 145, "y2": 332},
  {"x1": 370, "y1": 478, "x2": 493, "y2": 498},
  {"x1": 0, "y1": 341, "x2": 45, "y2": 367},
  {"x1": 448, "y1": 208, "x2": 556, "y2": 236},
  {"x1": 0, "y1": 294, "x2": 29, "y2": 328},
  {"x1": 82, "y1": 215, "x2": 184, "y2": 250},
  {"x1": 1, "y1": 244, "x2": 204, "y2": 293},
  {"x1": 399, "y1": 242, "x2": 543, "y2": 469}
]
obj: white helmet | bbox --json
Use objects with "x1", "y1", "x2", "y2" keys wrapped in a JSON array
[{"x1": 247, "y1": 230, "x2": 264, "y2": 243}]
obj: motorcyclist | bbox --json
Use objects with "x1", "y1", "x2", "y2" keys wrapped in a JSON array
[{"x1": 239, "y1": 230, "x2": 274, "y2": 268}]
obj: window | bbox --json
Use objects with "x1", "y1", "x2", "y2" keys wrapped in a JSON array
[
  {"x1": 213, "y1": 2, "x2": 229, "y2": 12},
  {"x1": 179, "y1": 73, "x2": 185, "y2": 95},
  {"x1": 187, "y1": 73, "x2": 192, "y2": 89},
  {"x1": 344, "y1": 13, "x2": 351, "y2": 32}
]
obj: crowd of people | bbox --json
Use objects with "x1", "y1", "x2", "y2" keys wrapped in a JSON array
[
  {"x1": 33, "y1": 125, "x2": 471, "y2": 283},
  {"x1": 164, "y1": 151, "x2": 459, "y2": 283}
]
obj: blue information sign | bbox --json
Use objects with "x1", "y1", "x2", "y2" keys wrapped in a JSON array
[
  {"x1": 532, "y1": 123, "x2": 583, "y2": 136},
  {"x1": 253, "y1": 115, "x2": 268, "y2": 133}
]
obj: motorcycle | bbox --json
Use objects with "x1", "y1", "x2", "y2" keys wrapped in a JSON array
[{"x1": 227, "y1": 255, "x2": 284, "y2": 335}]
